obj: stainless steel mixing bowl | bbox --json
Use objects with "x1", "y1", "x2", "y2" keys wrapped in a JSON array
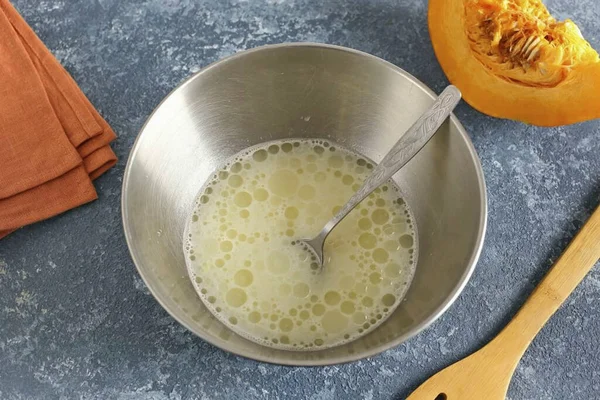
[{"x1": 122, "y1": 43, "x2": 487, "y2": 365}]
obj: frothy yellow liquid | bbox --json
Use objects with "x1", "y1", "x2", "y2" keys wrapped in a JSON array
[{"x1": 184, "y1": 140, "x2": 416, "y2": 350}]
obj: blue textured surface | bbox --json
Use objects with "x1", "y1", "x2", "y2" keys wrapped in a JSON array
[{"x1": 1, "y1": 0, "x2": 599, "y2": 399}]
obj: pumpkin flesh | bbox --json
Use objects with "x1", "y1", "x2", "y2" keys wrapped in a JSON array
[{"x1": 429, "y1": 0, "x2": 600, "y2": 126}]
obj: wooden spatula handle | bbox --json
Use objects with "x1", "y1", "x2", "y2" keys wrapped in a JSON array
[{"x1": 493, "y1": 205, "x2": 600, "y2": 357}]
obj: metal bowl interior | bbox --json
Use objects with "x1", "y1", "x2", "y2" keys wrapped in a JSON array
[{"x1": 122, "y1": 43, "x2": 487, "y2": 365}]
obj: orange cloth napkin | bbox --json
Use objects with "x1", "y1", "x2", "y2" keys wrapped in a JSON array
[{"x1": 0, "y1": 0, "x2": 117, "y2": 239}]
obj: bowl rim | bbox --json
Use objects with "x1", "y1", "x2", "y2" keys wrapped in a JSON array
[{"x1": 121, "y1": 42, "x2": 488, "y2": 366}]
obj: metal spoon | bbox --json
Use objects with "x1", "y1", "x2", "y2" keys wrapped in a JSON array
[{"x1": 297, "y1": 85, "x2": 462, "y2": 266}]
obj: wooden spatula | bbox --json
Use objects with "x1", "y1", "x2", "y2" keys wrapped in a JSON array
[{"x1": 407, "y1": 204, "x2": 600, "y2": 400}]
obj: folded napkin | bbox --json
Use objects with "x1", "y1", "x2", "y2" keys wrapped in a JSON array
[{"x1": 0, "y1": 0, "x2": 117, "y2": 239}]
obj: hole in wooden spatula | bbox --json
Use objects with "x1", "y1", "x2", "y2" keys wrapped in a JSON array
[{"x1": 434, "y1": 394, "x2": 447, "y2": 400}]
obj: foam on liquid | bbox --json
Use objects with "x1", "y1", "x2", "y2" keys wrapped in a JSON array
[{"x1": 184, "y1": 140, "x2": 417, "y2": 350}]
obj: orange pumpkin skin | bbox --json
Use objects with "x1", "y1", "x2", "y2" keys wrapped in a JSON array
[{"x1": 428, "y1": 0, "x2": 600, "y2": 126}]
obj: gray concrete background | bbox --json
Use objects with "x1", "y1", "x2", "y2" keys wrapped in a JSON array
[{"x1": 1, "y1": 0, "x2": 599, "y2": 399}]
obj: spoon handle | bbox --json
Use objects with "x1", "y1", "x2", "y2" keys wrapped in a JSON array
[
  {"x1": 312, "y1": 85, "x2": 462, "y2": 244},
  {"x1": 492, "y1": 204, "x2": 600, "y2": 358}
]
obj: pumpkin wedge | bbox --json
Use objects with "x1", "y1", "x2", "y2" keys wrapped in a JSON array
[{"x1": 428, "y1": 0, "x2": 600, "y2": 126}]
